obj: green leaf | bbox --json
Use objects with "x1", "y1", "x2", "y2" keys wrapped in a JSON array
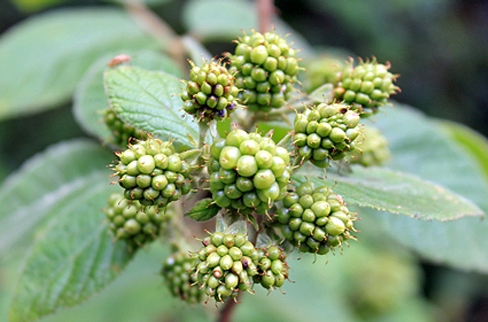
[
  {"x1": 437, "y1": 120, "x2": 488, "y2": 183},
  {"x1": 372, "y1": 103, "x2": 488, "y2": 216},
  {"x1": 215, "y1": 212, "x2": 227, "y2": 233},
  {"x1": 255, "y1": 233, "x2": 273, "y2": 249},
  {"x1": 185, "y1": 198, "x2": 220, "y2": 222},
  {"x1": 8, "y1": 181, "x2": 133, "y2": 322},
  {"x1": 73, "y1": 50, "x2": 183, "y2": 141},
  {"x1": 104, "y1": 66, "x2": 200, "y2": 151},
  {"x1": 226, "y1": 219, "x2": 247, "y2": 235},
  {"x1": 360, "y1": 207, "x2": 488, "y2": 273},
  {"x1": 359, "y1": 104, "x2": 488, "y2": 272},
  {"x1": 11, "y1": 0, "x2": 69, "y2": 13},
  {"x1": 0, "y1": 139, "x2": 133, "y2": 321},
  {"x1": 0, "y1": 139, "x2": 115, "y2": 256},
  {"x1": 0, "y1": 7, "x2": 160, "y2": 120},
  {"x1": 295, "y1": 166, "x2": 484, "y2": 221}
]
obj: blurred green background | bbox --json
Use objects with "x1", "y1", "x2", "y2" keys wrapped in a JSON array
[
  {"x1": 0, "y1": 0, "x2": 487, "y2": 321},
  {"x1": 1, "y1": 0, "x2": 487, "y2": 178}
]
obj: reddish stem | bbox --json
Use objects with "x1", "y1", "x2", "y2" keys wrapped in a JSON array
[
  {"x1": 218, "y1": 293, "x2": 242, "y2": 322},
  {"x1": 257, "y1": 0, "x2": 275, "y2": 33}
]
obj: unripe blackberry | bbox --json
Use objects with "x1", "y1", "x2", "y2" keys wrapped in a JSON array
[
  {"x1": 228, "y1": 30, "x2": 300, "y2": 113},
  {"x1": 112, "y1": 137, "x2": 192, "y2": 207},
  {"x1": 161, "y1": 251, "x2": 205, "y2": 304},
  {"x1": 274, "y1": 181, "x2": 357, "y2": 254},
  {"x1": 294, "y1": 103, "x2": 361, "y2": 166},
  {"x1": 253, "y1": 246, "x2": 289, "y2": 291},
  {"x1": 104, "y1": 192, "x2": 171, "y2": 251},
  {"x1": 103, "y1": 108, "x2": 147, "y2": 146},
  {"x1": 208, "y1": 129, "x2": 291, "y2": 215},
  {"x1": 191, "y1": 232, "x2": 259, "y2": 303},
  {"x1": 346, "y1": 126, "x2": 391, "y2": 167},
  {"x1": 302, "y1": 56, "x2": 345, "y2": 92},
  {"x1": 334, "y1": 58, "x2": 399, "y2": 116},
  {"x1": 180, "y1": 59, "x2": 240, "y2": 123}
]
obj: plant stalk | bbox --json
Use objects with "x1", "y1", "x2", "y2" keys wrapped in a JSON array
[
  {"x1": 218, "y1": 293, "x2": 242, "y2": 322},
  {"x1": 257, "y1": 0, "x2": 275, "y2": 33},
  {"x1": 199, "y1": 122, "x2": 210, "y2": 148}
]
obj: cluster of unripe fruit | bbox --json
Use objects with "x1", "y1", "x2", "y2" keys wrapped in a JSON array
[
  {"x1": 102, "y1": 29, "x2": 398, "y2": 306},
  {"x1": 274, "y1": 181, "x2": 356, "y2": 255},
  {"x1": 160, "y1": 233, "x2": 289, "y2": 304},
  {"x1": 103, "y1": 192, "x2": 173, "y2": 252},
  {"x1": 180, "y1": 59, "x2": 240, "y2": 123},
  {"x1": 227, "y1": 30, "x2": 300, "y2": 113},
  {"x1": 103, "y1": 108, "x2": 147, "y2": 146},
  {"x1": 294, "y1": 103, "x2": 361, "y2": 167},
  {"x1": 334, "y1": 58, "x2": 400, "y2": 116},
  {"x1": 208, "y1": 129, "x2": 291, "y2": 215},
  {"x1": 112, "y1": 138, "x2": 192, "y2": 207}
]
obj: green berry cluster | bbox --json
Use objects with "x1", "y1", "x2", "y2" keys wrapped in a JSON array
[
  {"x1": 208, "y1": 129, "x2": 291, "y2": 215},
  {"x1": 103, "y1": 108, "x2": 147, "y2": 146},
  {"x1": 112, "y1": 137, "x2": 192, "y2": 207},
  {"x1": 161, "y1": 250, "x2": 205, "y2": 304},
  {"x1": 180, "y1": 59, "x2": 240, "y2": 123},
  {"x1": 302, "y1": 56, "x2": 345, "y2": 93},
  {"x1": 228, "y1": 30, "x2": 300, "y2": 112},
  {"x1": 274, "y1": 181, "x2": 356, "y2": 254},
  {"x1": 346, "y1": 126, "x2": 391, "y2": 167},
  {"x1": 98, "y1": 28, "x2": 404, "y2": 309},
  {"x1": 191, "y1": 232, "x2": 259, "y2": 302},
  {"x1": 104, "y1": 193, "x2": 171, "y2": 251},
  {"x1": 294, "y1": 103, "x2": 361, "y2": 167},
  {"x1": 253, "y1": 246, "x2": 289, "y2": 290},
  {"x1": 334, "y1": 58, "x2": 400, "y2": 116}
]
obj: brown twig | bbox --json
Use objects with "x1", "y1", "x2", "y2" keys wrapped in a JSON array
[
  {"x1": 257, "y1": 0, "x2": 275, "y2": 33},
  {"x1": 218, "y1": 293, "x2": 242, "y2": 322},
  {"x1": 124, "y1": 1, "x2": 187, "y2": 72}
]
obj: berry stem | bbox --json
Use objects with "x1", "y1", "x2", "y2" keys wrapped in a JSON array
[
  {"x1": 257, "y1": 0, "x2": 275, "y2": 33},
  {"x1": 218, "y1": 293, "x2": 242, "y2": 322},
  {"x1": 198, "y1": 122, "x2": 210, "y2": 148}
]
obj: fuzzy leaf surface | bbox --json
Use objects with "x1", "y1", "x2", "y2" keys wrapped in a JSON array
[
  {"x1": 104, "y1": 66, "x2": 199, "y2": 151},
  {"x1": 185, "y1": 198, "x2": 220, "y2": 222},
  {"x1": 373, "y1": 104, "x2": 488, "y2": 213},
  {"x1": 73, "y1": 50, "x2": 182, "y2": 142},
  {"x1": 0, "y1": 140, "x2": 114, "y2": 255},
  {"x1": 8, "y1": 180, "x2": 132, "y2": 322},
  {"x1": 437, "y1": 120, "x2": 488, "y2": 182},
  {"x1": 0, "y1": 8, "x2": 159, "y2": 120},
  {"x1": 297, "y1": 165, "x2": 483, "y2": 221},
  {"x1": 0, "y1": 139, "x2": 133, "y2": 321},
  {"x1": 358, "y1": 104, "x2": 488, "y2": 272}
]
